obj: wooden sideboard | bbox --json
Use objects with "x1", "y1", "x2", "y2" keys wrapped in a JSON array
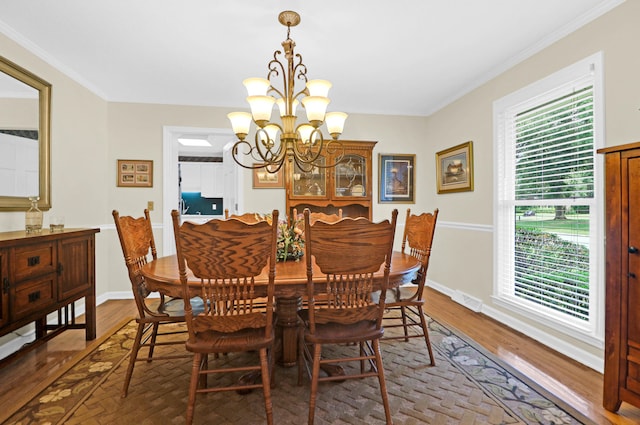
[
  {"x1": 285, "y1": 140, "x2": 376, "y2": 220},
  {"x1": 0, "y1": 228, "x2": 99, "y2": 361},
  {"x1": 598, "y1": 142, "x2": 640, "y2": 411}
]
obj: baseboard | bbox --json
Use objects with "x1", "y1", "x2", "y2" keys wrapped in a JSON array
[{"x1": 426, "y1": 279, "x2": 604, "y2": 373}]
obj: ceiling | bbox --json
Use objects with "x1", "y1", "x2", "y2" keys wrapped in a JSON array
[{"x1": 0, "y1": 0, "x2": 623, "y2": 117}]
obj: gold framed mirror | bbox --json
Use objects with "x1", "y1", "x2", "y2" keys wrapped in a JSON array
[{"x1": 0, "y1": 55, "x2": 51, "y2": 211}]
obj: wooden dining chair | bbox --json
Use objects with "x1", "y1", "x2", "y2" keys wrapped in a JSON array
[
  {"x1": 297, "y1": 208, "x2": 398, "y2": 425},
  {"x1": 224, "y1": 208, "x2": 266, "y2": 223},
  {"x1": 171, "y1": 209, "x2": 279, "y2": 425},
  {"x1": 112, "y1": 209, "x2": 196, "y2": 398},
  {"x1": 292, "y1": 207, "x2": 342, "y2": 224},
  {"x1": 379, "y1": 208, "x2": 439, "y2": 366}
]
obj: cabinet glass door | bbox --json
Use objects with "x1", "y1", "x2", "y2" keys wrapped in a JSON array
[
  {"x1": 334, "y1": 154, "x2": 366, "y2": 198},
  {"x1": 292, "y1": 156, "x2": 327, "y2": 197}
]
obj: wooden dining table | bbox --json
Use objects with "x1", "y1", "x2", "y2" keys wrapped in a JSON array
[{"x1": 141, "y1": 251, "x2": 420, "y2": 366}]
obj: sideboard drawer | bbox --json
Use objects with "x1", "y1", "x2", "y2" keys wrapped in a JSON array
[
  {"x1": 13, "y1": 242, "x2": 56, "y2": 282},
  {"x1": 12, "y1": 275, "x2": 56, "y2": 319},
  {"x1": 0, "y1": 228, "x2": 99, "y2": 360}
]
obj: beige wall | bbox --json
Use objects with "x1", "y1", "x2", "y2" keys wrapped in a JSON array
[
  {"x1": 423, "y1": 0, "x2": 640, "y2": 368},
  {"x1": 1, "y1": 1, "x2": 637, "y2": 369}
]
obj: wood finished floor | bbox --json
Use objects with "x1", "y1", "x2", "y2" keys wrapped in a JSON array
[{"x1": 0, "y1": 288, "x2": 638, "y2": 424}]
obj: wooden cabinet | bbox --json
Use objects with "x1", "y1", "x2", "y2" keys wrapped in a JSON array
[
  {"x1": 599, "y1": 142, "x2": 640, "y2": 411},
  {"x1": 0, "y1": 248, "x2": 8, "y2": 328},
  {"x1": 285, "y1": 140, "x2": 376, "y2": 219},
  {"x1": 180, "y1": 162, "x2": 201, "y2": 192},
  {"x1": 0, "y1": 228, "x2": 99, "y2": 360},
  {"x1": 201, "y1": 162, "x2": 224, "y2": 198}
]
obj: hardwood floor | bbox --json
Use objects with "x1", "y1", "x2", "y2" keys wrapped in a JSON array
[
  {"x1": 0, "y1": 290, "x2": 638, "y2": 424},
  {"x1": 0, "y1": 300, "x2": 138, "y2": 424},
  {"x1": 423, "y1": 288, "x2": 640, "y2": 425}
]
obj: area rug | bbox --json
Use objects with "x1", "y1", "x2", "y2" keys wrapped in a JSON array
[{"x1": 4, "y1": 316, "x2": 594, "y2": 425}]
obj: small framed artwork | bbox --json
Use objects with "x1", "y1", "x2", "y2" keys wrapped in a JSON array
[
  {"x1": 378, "y1": 154, "x2": 415, "y2": 203},
  {"x1": 252, "y1": 164, "x2": 284, "y2": 188},
  {"x1": 117, "y1": 159, "x2": 153, "y2": 188},
  {"x1": 436, "y1": 141, "x2": 474, "y2": 194}
]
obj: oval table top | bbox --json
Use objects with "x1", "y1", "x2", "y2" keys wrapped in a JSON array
[{"x1": 141, "y1": 251, "x2": 421, "y2": 299}]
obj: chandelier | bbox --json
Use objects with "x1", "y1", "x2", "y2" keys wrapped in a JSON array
[{"x1": 227, "y1": 10, "x2": 347, "y2": 173}]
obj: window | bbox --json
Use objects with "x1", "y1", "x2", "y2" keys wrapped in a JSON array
[{"x1": 493, "y1": 53, "x2": 603, "y2": 344}]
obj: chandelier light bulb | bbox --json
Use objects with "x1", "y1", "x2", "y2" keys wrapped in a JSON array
[
  {"x1": 243, "y1": 78, "x2": 271, "y2": 96},
  {"x1": 227, "y1": 111, "x2": 252, "y2": 139},
  {"x1": 306, "y1": 79, "x2": 332, "y2": 97},
  {"x1": 264, "y1": 124, "x2": 280, "y2": 142},
  {"x1": 325, "y1": 111, "x2": 348, "y2": 138},
  {"x1": 301, "y1": 96, "x2": 330, "y2": 124},
  {"x1": 297, "y1": 124, "x2": 315, "y2": 145},
  {"x1": 247, "y1": 95, "x2": 276, "y2": 124}
]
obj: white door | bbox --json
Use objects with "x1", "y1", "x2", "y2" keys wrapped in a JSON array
[{"x1": 222, "y1": 143, "x2": 238, "y2": 216}]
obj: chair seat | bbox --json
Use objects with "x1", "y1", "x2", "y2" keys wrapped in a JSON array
[
  {"x1": 147, "y1": 297, "x2": 205, "y2": 317},
  {"x1": 186, "y1": 327, "x2": 274, "y2": 353},
  {"x1": 301, "y1": 316, "x2": 383, "y2": 344},
  {"x1": 371, "y1": 285, "x2": 423, "y2": 304}
]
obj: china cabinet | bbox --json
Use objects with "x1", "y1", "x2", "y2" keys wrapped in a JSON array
[
  {"x1": 285, "y1": 140, "x2": 376, "y2": 220},
  {"x1": 599, "y1": 141, "x2": 640, "y2": 411},
  {"x1": 0, "y1": 228, "x2": 99, "y2": 362}
]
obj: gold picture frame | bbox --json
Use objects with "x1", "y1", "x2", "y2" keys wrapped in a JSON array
[
  {"x1": 436, "y1": 141, "x2": 474, "y2": 194},
  {"x1": 378, "y1": 154, "x2": 415, "y2": 203},
  {"x1": 252, "y1": 164, "x2": 284, "y2": 188},
  {"x1": 117, "y1": 159, "x2": 153, "y2": 188}
]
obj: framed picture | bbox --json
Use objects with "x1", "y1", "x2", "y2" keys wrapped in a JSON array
[
  {"x1": 378, "y1": 154, "x2": 415, "y2": 203},
  {"x1": 252, "y1": 164, "x2": 284, "y2": 188},
  {"x1": 117, "y1": 159, "x2": 153, "y2": 188},
  {"x1": 436, "y1": 141, "x2": 474, "y2": 194}
]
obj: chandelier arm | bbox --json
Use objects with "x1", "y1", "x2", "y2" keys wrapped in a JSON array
[
  {"x1": 253, "y1": 127, "x2": 288, "y2": 164},
  {"x1": 231, "y1": 140, "x2": 269, "y2": 170},
  {"x1": 291, "y1": 132, "x2": 323, "y2": 165},
  {"x1": 268, "y1": 50, "x2": 285, "y2": 80},
  {"x1": 269, "y1": 86, "x2": 286, "y2": 101},
  {"x1": 267, "y1": 52, "x2": 287, "y2": 101},
  {"x1": 292, "y1": 54, "x2": 308, "y2": 85},
  {"x1": 293, "y1": 139, "x2": 346, "y2": 169},
  {"x1": 293, "y1": 88, "x2": 307, "y2": 102}
]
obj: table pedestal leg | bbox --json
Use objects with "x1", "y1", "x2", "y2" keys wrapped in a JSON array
[{"x1": 275, "y1": 296, "x2": 302, "y2": 367}]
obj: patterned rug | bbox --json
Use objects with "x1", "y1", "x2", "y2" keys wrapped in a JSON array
[{"x1": 4, "y1": 316, "x2": 594, "y2": 424}]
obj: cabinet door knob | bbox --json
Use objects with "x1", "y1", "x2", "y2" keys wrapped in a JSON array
[
  {"x1": 629, "y1": 273, "x2": 637, "y2": 279},
  {"x1": 629, "y1": 246, "x2": 639, "y2": 254}
]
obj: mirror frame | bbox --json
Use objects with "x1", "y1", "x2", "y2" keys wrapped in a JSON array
[{"x1": 0, "y1": 55, "x2": 51, "y2": 211}]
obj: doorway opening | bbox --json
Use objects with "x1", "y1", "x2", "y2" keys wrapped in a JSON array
[{"x1": 162, "y1": 126, "x2": 243, "y2": 255}]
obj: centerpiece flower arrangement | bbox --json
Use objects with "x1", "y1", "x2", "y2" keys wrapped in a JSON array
[{"x1": 260, "y1": 213, "x2": 305, "y2": 262}]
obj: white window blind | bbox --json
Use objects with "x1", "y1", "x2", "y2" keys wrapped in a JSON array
[
  {"x1": 494, "y1": 53, "x2": 603, "y2": 342},
  {"x1": 515, "y1": 85, "x2": 594, "y2": 201}
]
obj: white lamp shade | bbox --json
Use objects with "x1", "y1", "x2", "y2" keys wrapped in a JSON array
[
  {"x1": 325, "y1": 111, "x2": 348, "y2": 135},
  {"x1": 227, "y1": 111, "x2": 252, "y2": 135},
  {"x1": 264, "y1": 124, "x2": 280, "y2": 141},
  {"x1": 306, "y1": 79, "x2": 332, "y2": 97},
  {"x1": 243, "y1": 78, "x2": 271, "y2": 96},
  {"x1": 247, "y1": 95, "x2": 275, "y2": 122},
  {"x1": 276, "y1": 98, "x2": 299, "y2": 117},
  {"x1": 301, "y1": 96, "x2": 330, "y2": 122},
  {"x1": 297, "y1": 124, "x2": 315, "y2": 144}
]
